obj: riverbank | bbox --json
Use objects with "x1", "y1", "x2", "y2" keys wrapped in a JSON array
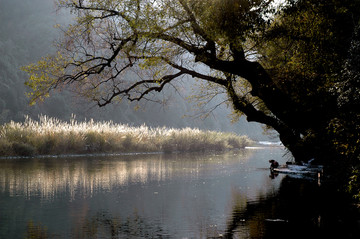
[{"x1": 0, "y1": 115, "x2": 253, "y2": 157}]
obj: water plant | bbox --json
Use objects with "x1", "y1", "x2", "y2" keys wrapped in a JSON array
[{"x1": 0, "y1": 115, "x2": 253, "y2": 157}]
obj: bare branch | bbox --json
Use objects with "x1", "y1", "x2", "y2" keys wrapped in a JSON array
[{"x1": 96, "y1": 71, "x2": 185, "y2": 107}]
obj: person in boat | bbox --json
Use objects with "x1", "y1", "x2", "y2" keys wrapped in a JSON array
[{"x1": 269, "y1": 160, "x2": 279, "y2": 170}]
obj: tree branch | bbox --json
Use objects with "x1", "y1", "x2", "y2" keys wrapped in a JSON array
[{"x1": 96, "y1": 71, "x2": 185, "y2": 106}]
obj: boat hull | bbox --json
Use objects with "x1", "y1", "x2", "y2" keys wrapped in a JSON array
[
  {"x1": 272, "y1": 164, "x2": 323, "y2": 175},
  {"x1": 273, "y1": 167, "x2": 317, "y2": 175}
]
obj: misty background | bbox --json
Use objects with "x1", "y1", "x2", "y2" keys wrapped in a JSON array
[{"x1": 0, "y1": 0, "x2": 272, "y2": 141}]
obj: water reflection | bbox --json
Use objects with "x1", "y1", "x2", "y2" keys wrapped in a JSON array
[
  {"x1": 70, "y1": 211, "x2": 171, "y2": 239},
  {"x1": 2, "y1": 148, "x2": 358, "y2": 238},
  {"x1": 225, "y1": 176, "x2": 360, "y2": 239},
  {"x1": 26, "y1": 221, "x2": 49, "y2": 239},
  {"x1": 0, "y1": 151, "x2": 252, "y2": 201}
]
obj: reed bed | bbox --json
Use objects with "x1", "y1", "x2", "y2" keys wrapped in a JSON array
[{"x1": 0, "y1": 115, "x2": 253, "y2": 157}]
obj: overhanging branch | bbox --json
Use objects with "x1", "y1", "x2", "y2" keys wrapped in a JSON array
[{"x1": 96, "y1": 71, "x2": 184, "y2": 106}]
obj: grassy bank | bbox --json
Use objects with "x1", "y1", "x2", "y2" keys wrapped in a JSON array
[{"x1": 0, "y1": 116, "x2": 253, "y2": 157}]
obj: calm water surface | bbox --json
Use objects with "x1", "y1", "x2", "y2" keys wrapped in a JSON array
[{"x1": 0, "y1": 147, "x2": 359, "y2": 239}]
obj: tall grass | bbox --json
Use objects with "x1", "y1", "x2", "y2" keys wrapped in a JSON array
[{"x1": 0, "y1": 115, "x2": 253, "y2": 157}]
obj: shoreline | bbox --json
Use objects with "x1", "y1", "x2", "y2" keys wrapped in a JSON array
[{"x1": 0, "y1": 148, "x2": 253, "y2": 160}]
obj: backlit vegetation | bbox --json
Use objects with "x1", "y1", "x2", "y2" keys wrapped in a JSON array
[{"x1": 0, "y1": 116, "x2": 253, "y2": 157}]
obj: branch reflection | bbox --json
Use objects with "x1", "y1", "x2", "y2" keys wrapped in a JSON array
[{"x1": 225, "y1": 176, "x2": 360, "y2": 239}]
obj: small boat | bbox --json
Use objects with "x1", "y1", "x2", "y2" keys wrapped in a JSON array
[{"x1": 272, "y1": 164, "x2": 323, "y2": 175}]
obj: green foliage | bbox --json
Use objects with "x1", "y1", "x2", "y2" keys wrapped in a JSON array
[
  {"x1": 260, "y1": 0, "x2": 360, "y2": 104},
  {"x1": 265, "y1": 0, "x2": 360, "y2": 201},
  {"x1": 348, "y1": 168, "x2": 360, "y2": 202},
  {"x1": 256, "y1": 0, "x2": 360, "y2": 164},
  {"x1": 22, "y1": 53, "x2": 68, "y2": 105}
]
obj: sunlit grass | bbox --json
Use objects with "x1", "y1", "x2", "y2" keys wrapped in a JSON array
[{"x1": 0, "y1": 115, "x2": 253, "y2": 157}]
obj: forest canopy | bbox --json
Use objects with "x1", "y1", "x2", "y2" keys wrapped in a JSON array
[{"x1": 24, "y1": 0, "x2": 360, "y2": 194}]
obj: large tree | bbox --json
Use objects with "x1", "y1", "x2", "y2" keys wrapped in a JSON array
[
  {"x1": 24, "y1": 0, "x2": 360, "y2": 170},
  {"x1": 257, "y1": 0, "x2": 360, "y2": 165}
]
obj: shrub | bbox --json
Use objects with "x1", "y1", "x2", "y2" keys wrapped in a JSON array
[
  {"x1": 12, "y1": 142, "x2": 36, "y2": 157},
  {"x1": 0, "y1": 139, "x2": 12, "y2": 156},
  {"x1": 121, "y1": 135, "x2": 135, "y2": 152},
  {"x1": 85, "y1": 131, "x2": 105, "y2": 152}
]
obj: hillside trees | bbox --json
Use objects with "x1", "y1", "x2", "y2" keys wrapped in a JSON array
[
  {"x1": 24, "y1": 0, "x2": 360, "y2": 172},
  {"x1": 0, "y1": 0, "x2": 69, "y2": 122}
]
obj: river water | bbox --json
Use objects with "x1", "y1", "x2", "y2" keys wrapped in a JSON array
[{"x1": 0, "y1": 147, "x2": 359, "y2": 239}]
